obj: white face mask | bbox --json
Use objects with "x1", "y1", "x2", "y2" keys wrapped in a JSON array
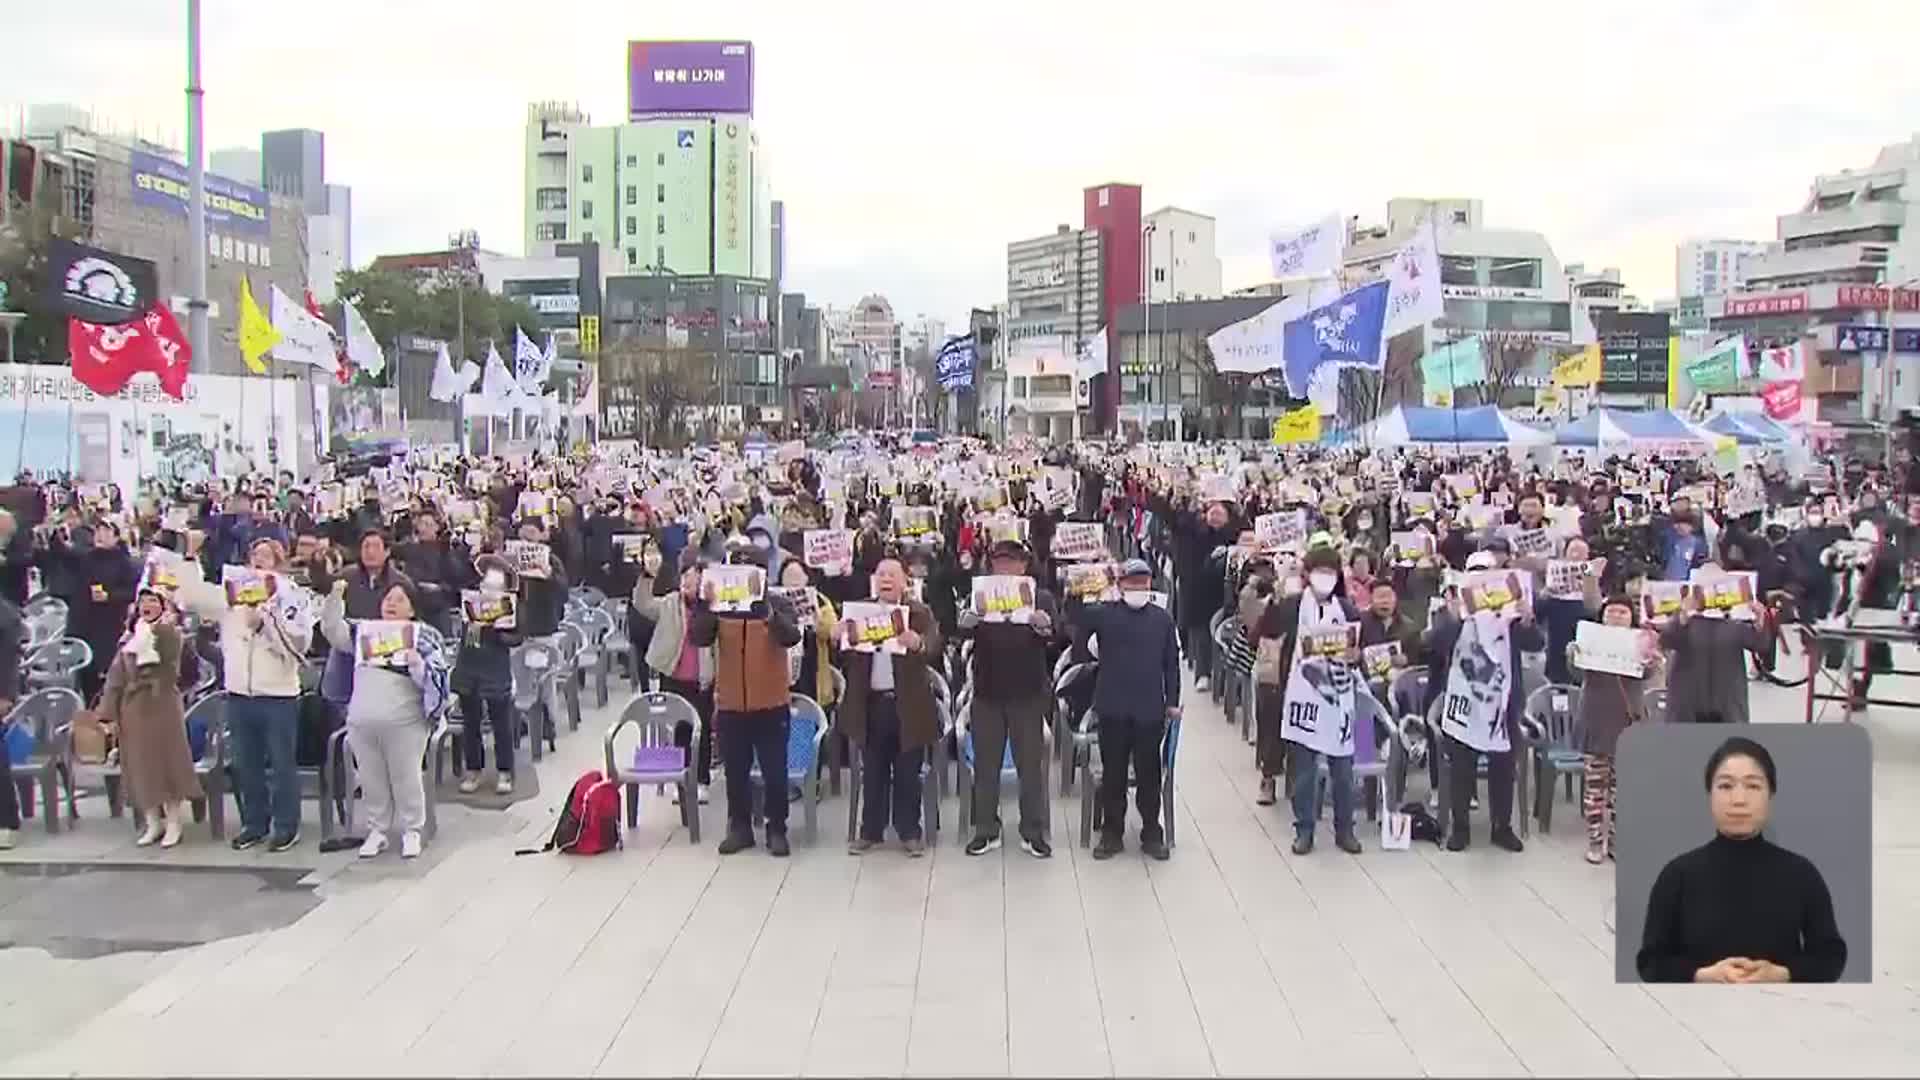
[
  {"x1": 1309, "y1": 572, "x2": 1338, "y2": 597},
  {"x1": 1121, "y1": 590, "x2": 1151, "y2": 609},
  {"x1": 1355, "y1": 517, "x2": 1373, "y2": 532},
  {"x1": 1806, "y1": 515, "x2": 1825, "y2": 528}
]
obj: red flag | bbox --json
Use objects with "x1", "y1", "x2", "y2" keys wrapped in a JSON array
[
  {"x1": 68, "y1": 304, "x2": 192, "y2": 400},
  {"x1": 1761, "y1": 380, "x2": 1803, "y2": 421},
  {"x1": 69, "y1": 318, "x2": 140, "y2": 397}
]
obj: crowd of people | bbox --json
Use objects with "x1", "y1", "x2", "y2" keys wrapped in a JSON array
[{"x1": 0, "y1": 431, "x2": 1905, "y2": 871}]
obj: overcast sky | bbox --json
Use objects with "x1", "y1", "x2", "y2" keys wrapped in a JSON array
[{"x1": 8, "y1": 0, "x2": 1920, "y2": 331}]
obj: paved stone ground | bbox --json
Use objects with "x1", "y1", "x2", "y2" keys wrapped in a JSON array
[{"x1": 0, "y1": 659, "x2": 1914, "y2": 1077}]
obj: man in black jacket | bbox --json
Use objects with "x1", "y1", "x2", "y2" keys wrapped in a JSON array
[
  {"x1": 1079, "y1": 559, "x2": 1180, "y2": 861},
  {"x1": 954, "y1": 538, "x2": 1060, "y2": 858}
]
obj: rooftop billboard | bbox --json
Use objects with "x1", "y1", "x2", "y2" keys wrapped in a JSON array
[{"x1": 628, "y1": 41, "x2": 753, "y2": 117}]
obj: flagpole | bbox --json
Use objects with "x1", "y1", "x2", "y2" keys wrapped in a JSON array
[
  {"x1": 12, "y1": 368, "x2": 31, "y2": 480},
  {"x1": 185, "y1": 0, "x2": 209, "y2": 374}
]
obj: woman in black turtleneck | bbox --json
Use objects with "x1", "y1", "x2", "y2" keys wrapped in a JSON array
[{"x1": 1636, "y1": 737, "x2": 1848, "y2": 983}]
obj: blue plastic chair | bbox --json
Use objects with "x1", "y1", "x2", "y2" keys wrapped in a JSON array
[{"x1": 748, "y1": 694, "x2": 828, "y2": 843}]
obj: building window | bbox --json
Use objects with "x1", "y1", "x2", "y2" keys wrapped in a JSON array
[
  {"x1": 535, "y1": 222, "x2": 567, "y2": 242},
  {"x1": 626, "y1": 216, "x2": 636, "y2": 236},
  {"x1": 1440, "y1": 255, "x2": 1478, "y2": 286},
  {"x1": 582, "y1": 199, "x2": 593, "y2": 220},
  {"x1": 656, "y1": 183, "x2": 666, "y2": 203},
  {"x1": 1153, "y1": 268, "x2": 1166, "y2": 283},
  {"x1": 625, "y1": 184, "x2": 636, "y2": 205},
  {"x1": 656, "y1": 245, "x2": 665, "y2": 266},
  {"x1": 626, "y1": 154, "x2": 636, "y2": 167},
  {"x1": 627, "y1": 248, "x2": 637, "y2": 266},
  {"x1": 535, "y1": 187, "x2": 567, "y2": 211},
  {"x1": 582, "y1": 164, "x2": 593, "y2": 183},
  {"x1": 656, "y1": 152, "x2": 665, "y2": 166},
  {"x1": 582, "y1": 231, "x2": 593, "y2": 245},
  {"x1": 1488, "y1": 258, "x2": 1542, "y2": 289},
  {"x1": 1098, "y1": 188, "x2": 1110, "y2": 208},
  {"x1": 656, "y1": 215, "x2": 665, "y2": 235},
  {"x1": 1012, "y1": 377, "x2": 1028, "y2": 397},
  {"x1": 1180, "y1": 374, "x2": 1201, "y2": 398},
  {"x1": 1188, "y1": 230, "x2": 1196, "y2": 243}
]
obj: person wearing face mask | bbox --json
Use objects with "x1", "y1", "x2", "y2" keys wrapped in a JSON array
[
  {"x1": 1659, "y1": 578, "x2": 1770, "y2": 724},
  {"x1": 1424, "y1": 550, "x2": 1544, "y2": 853},
  {"x1": 1164, "y1": 498, "x2": 1239, "y2": 691},
  {"x1": 393, "y1": 511, "x2": 464, "y2": 636},
  {"x1": 1257, "y1": 546, "x2": 1372, "y2": 855},
  {"x1": 1535, "y1": 536, "x2": 1604, "y2": 685},
  {"x1": 1075, "y1": 559, "x2": 1180, "y2": 860},
  {"x1": 636, "y1": 547, "x2": 716, "y2": 803},
  {"x1": 98, "y1": 588, "x2": 202, "y2": 849},
  {"x1": 1784, "y1": 501, "x2": 1846, "y2": 620},
  {"x1": 49, "y1": 517, "x2": 140, "y2": 704},
  {"x1": 452, "y1": 555, "x2": 524, "y2": 796},
  {"x1": 837, "y1": 558, "x2": 939, "y2": 856}
]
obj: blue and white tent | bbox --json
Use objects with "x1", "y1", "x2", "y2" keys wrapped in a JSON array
[
  {"x1": 1702, "y1": 411, "x2": 1794, "y2": 445},
  {"x1": 1552, "y1": 408, "x2": 1719, "y2": 451},
  {"x1": 1356, "y1": 405, "x2": 1551, "y2": 447}
]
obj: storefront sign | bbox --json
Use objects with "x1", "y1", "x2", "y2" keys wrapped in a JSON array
[
  {"x1": 1722, "y1": 292, "x2": 1807, "y2": 317},
  {"x1": 1833, "y1": 325, "x2": 1920, "y2": 352},
  {"x1": 1835, "y1": 285, "x2": 1920, "y2": 311},
  {"x1": 1440, "y1": 284, "x2": 1544, "y2": 301}
]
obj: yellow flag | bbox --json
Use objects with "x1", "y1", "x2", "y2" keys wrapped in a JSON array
[
  {"x1": 1426, "y1": 388, "x2": 1453, "y2": 407},
  {"x1": 237, "y1": 276, "x2": 280, "y2": 374},
  {"x1": 1551, "y1": 344, "x2": 1600, "y2": 388},
  {"x1": 1270, "y1": 405, "x2": 1321, "y2": 445}
]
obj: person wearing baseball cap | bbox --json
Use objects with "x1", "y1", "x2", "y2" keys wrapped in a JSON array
[
  {"x1": 1077, "y1": 558, "x2": 1179, "y2": 860},
  {"x1": 956, "y1": 533, "x2": 1061, "y2": 858}
]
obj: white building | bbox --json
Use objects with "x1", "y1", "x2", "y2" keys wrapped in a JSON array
[
  {"x1": 902, "y1": 315, "x2": 947, "y2": 356},
  {"x1": 1676, "y1": 238, "x2": 1767, "y2": 299},
  {"x1": 1144, "y1": 206, "x2": 1221, "y2": 301},
  {"x1": 1565, "y1": 263, "x2": 1645, "y2": 344},
  {"x1": 1003, "y1": 338, "x2": 1082, "y2": 443},
  {"x1": 846, "y1": 295, "x2": 900, "y2": 371},
  {"x1": 1743, "y1": 134, "x2": 1920, "y2": 289},
  {"x1": 1005, "y1": 225, "x2": 1102, "y2": 349},
  {"x1": 209, "y1": 146, "x2": 261, "y2": 186},
  {"x1": 306, "y1": 183, "x2": 353, "y2": 302}
]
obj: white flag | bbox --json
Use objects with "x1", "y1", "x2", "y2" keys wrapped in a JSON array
[
  {"x1": 428, "y1": 342, "x2": 466, "y2": 402},
  {"x1": 1379, "y1": 220, "x2": 1444, "y2": 347},
  {"x1": 1307, "y1": 359, "x2": 1341, "y2": 418},
  {"x1": 1208, "y1": 279, "x2": 1342, "y2": 375},
  {"x1": 1075, "y1": 328, "x2": 1108, "y2": 380},
  {"x1": 514, "y1": 326, "x2": 552, "y2": 395},
  {"x1": 479, "y1": 342, "x2": 519, "y2": 411},
  {"x1": 341, "y1": 300, "x2": 385, "y2": 378},
  {"x1": 1755, "y1": 342, "x2": 1805, "y2": 383},
  {"x1": 1268, "y1": 213, "x2": 1345, "y2": 281},
  {"x1": 269, "y1": 284, "x2": 337, "y2": 371}
]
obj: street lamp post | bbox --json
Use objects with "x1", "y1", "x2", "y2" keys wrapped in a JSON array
[{"x1": 1142, "y1": 221, "x2": 1158, "y2": 440}]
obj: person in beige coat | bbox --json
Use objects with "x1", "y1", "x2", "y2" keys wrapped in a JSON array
[
  {"x1": 99, "y1": 589, "x2": 202, "y2": 848},
  {"x1": 634, "y1": 547, "x2": 716, "y2": 803}
]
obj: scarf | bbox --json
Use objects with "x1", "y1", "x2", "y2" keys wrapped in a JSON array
[{"x1": 1439, "y1": 611, "x2": 1514, "y2": 753}]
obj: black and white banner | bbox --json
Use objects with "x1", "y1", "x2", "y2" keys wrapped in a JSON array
[
  {"x1": 935, "y1": 335, "x2": 975, "y2": 390},
  {"x1": 44, "y1": 238, "x2": 157, "y2": 325}
]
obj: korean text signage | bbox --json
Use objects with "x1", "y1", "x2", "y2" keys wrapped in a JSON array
[
  {"x1": 628, "y1": 41, "x2": 754, "y2": 116},
  {"x1": 1835, "y1": 326, "x2": 1920, "y2": 353},
  {"x1": 127, "y1": 149, "x2": 270, "y2": 237},
  {"x1": 1834, "y1": 285, "x2": 1920, "y2": 312},
  {"x1": 1593, "y1": 311, "x2": 1671, "y2": 387},
  {"x1": 1440, "y1": 285, "x2": 1544, "y2": 301},
  {"x1": 1722, "y1": 292, "x2": 1806, "y2": 317}
]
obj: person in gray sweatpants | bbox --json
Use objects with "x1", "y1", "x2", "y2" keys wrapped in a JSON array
[
  {"x1": 320, "y1": 575, "x2": 444, "y2": 860},
  {"x1": 954, "y1": 538, "x2": 1060, "y2": 858}
]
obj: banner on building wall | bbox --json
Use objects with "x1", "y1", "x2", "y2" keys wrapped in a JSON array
[{"x1": 127, "y1": 148, "x2": 271, "y2": 237}]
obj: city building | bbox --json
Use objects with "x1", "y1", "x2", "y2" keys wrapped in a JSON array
[
  {"x1": 261, "y1": 129, "x2": 325, "y2": 213},
  {"x1": 1710, "y1": 135, "x2": 1920, "y2": 426},
  {"x1": 15, "y1": 121, "x2": 309, "y2": 376},
  {"x1": 1144, "y1": 206, "x2": 1221, "y2": 302},
  {"x1": 1676, "y1": 238, "x2": 1767, "y2": 300},
  {"x1": 1005, "y1": 225, "x2": 1103, "y2": 350},
  {"x1": 519, "y1": 103, "x2": 772, "y2": 282},
  {"x1": 846, "y1": 294, "x2": 900, "y2": 372},
  {"x1": 1345, "y1": 197, "x2": 1572, "y2": 409},
  {"x1": 1083, "y1": 182, "x2": 1144, "y2": 428},
  {"x1": 1113, "y1": 296, "x2": 1281, "y2": 440},
  {"x1": 1566, "y1": 264, "x2": 1646, "y2": 344},
  {"x1": 208, "y1": 146, "x2": 261, "y2": 186},
  {"x1": 600, "y1": 272, "x2": 779, "y2": 439}
]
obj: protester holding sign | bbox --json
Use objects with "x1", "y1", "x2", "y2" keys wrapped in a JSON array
[
  {"x1": 689, "y1": 535, "x2": 806, "y2": 857},
  {"x1": 320, "y1": 577, "x2": 443, "y2": 859},
  {"x1": 452, "y1": 555, "x2": 524, "y2": 797},
  {"x1": 635, "y1": 548, "x2": 715, "y2": 805},
  {"x1": 954, "y1": 538, "x2": 1060, "y2": 858},
  {"x1": 1425, "y1": 550, "x2": 1544, "y2": 853},
  {"x1": 837, "y1": 558, "x2": 939, "y2": 856},
  {"x1": 1660, "y1": 585, "x2": 1770, "y2": 725},
  {"x1": 1569, "y1": 595, "x2": 1661, "y2": 865},
  {"x1": 1536, "y1": 536, "x2": 1604, "y2": 684},
  {"x1": 97, "y1": 588, "x2": 202, "y2": 849}
]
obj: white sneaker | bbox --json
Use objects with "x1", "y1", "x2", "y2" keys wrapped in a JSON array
[
  {"x1": 697, "y1": 784, "x2": 710, "y2": 805},
  {"x1": 0, "y1": 828, "x2": 14, "y2": 850},
  {"x1": 136, "y1": 816, "x2": 164, "y2": 847},
  {"x1": 400, "y1": 830, "x2": 423, "y2": 859},
  {"x1": 1196, "y1": 676, "x2": 1211, "y2": 692},
  {"x1": 358, "y1": 832, "x2": 389, "y2": 859},
  {"x1": 457, "y1": 775, "x2": 482, "y2": 794},
  {"x1": 494, "y1": 773, "x2": 514, "y2": 796}
]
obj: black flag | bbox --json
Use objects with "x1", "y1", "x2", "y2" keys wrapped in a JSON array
[{"x1": 43, "y1": 238, "x2": 158, "y2": 325}]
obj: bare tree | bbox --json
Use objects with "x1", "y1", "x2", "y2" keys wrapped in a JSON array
[
  {"x1": 603, "y1": 338, "x2": 713, "y2": 449},
  {"x1": 1475, "y1": 335, "x2": 1543, "y2": 409}
]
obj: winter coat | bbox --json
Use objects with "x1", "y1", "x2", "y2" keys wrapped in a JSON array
[
  {"x1": 837, "y1": 598, "x2": 941, "y2": 752},
  {"x1": 1659, "y1": 614, "x2": 1768, "y2": 725},
  {"x1": 98, "y1": 621, "x2": 202, "y2": 809}
]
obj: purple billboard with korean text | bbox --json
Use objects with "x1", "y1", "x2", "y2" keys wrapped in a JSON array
[{"x1": 628, "y1": 41, "x2": 754, "y2": 116}]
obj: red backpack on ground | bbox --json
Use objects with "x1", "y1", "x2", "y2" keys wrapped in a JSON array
[{"x1": 523, "y1": 770, "x2": 621, "y2": 856}]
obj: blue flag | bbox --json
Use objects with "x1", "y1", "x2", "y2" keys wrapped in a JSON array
[
  {"x1": 1282, "y1": 280, "x2": 1390, "y2": 397},
  {"x1": 935, "y1": 335, "x2": 976, "y2": 390}
]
